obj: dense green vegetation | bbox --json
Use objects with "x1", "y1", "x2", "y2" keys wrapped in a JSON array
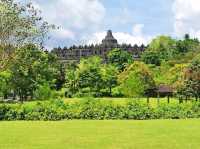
[
  {"x1": 1, "y1": 120, "x2": 200, "y2": 149},
  {"x1": 0, "y1": 0, "x2": 54, "y2": 71},
  {"x1": 1, "y1": 1, "x2": 200, "y2": 102},
  {"x1": 1, "y1": 1, "x2": 200, "y2": 148},
  {"x1": 1, "y1": 0, "x2": 200, "y2": 122},
  {"x1": 1, "y1": 98, "x2": 200, "y2": 120}
]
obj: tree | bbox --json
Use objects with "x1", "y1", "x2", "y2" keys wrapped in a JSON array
[
  {"x1": 101, "y1": 64, "x2": 118, "y2": 96},
  {"x1": 184, "y1": 34, "x2": 190, "y2": 40},
  {"x1": 141, "y1": 51, "x2": 161, "y2": 66},
  {"x1": 0, "y1": 70, "x2": 12, "y2": 99},
  {"x1": 9, "y1": 44, "x2": 58, "y2": 102},
  {"x1": 165, "y1": 64, "x2": 188, "y2": 100},
  {"x1": 0, "y1": 0, "x2": 54, "y2": 71},
  {"x1": 55, "y1": 63, "x2": 66, "y2": 90},
  {"x1": 65, "y1": 63, "x2": 78, "y2": 96},
  {"x1": 176, "y1": 40, "x2": 189, "y2": 53},
  {"x1": 107, "y1": 48, "x2": 133, "y2": 71},
  {"x1": 65, "y1": 57, "x2": 118, "y2": 97},
  {"x1": 176, "y1": 35, "x2": 199, "y2": 53},
  {"x1": 177, "y1": 54, "x2": 200, "y2": 100},
  {"x1": 118, "y1": 62, "x2": 155, "y2": 97},
  {"x1": 167, "y1": 64, "x2": 188, "y2": 86},
  {"x1": 142, "y1": 36, "x2": 177, "y2": 65},
  {"x1": 66, "y1": 56, "x2": 104, "y2": 97}
]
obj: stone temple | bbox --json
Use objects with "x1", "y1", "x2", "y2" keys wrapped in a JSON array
[
  {"x1": 102, "y1": 30, "x2": 118, "y2": 47},
  {"x1": 52, "y1": 30, "x2": 146, "y2": 61}
]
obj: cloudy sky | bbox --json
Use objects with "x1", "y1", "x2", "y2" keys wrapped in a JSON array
[{"x1": 30, "y1": 0, "x2": 200, "y2": 49}]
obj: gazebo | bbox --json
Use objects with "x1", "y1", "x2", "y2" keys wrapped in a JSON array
[{"x1": 157, "y1": 85, "x2": 173, "y2": 103}]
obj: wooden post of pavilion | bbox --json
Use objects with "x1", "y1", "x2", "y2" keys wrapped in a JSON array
[
  {"x1": 167, "y1": 95, "x2": 170, "y2": 104},
  {"x1": 158, "y1": 85, "x2": 173, "y2": 105}
]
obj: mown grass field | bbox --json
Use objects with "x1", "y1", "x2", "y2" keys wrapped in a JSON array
[
  {"x1": 24, "y1": 97, "x2": 181, "y2": 105},
  {"x1": 10, "y1": 97, "x2": 187, "y2": 110},
  {"x1": 63, "y1": 97, "x2": 181, "y2": 107},
  {"x1": 0, "y1": 119, "x2": 200, "y2": 149},
  {"x1": 14, "y1": 97, "x2": 182, "y2": 109}
]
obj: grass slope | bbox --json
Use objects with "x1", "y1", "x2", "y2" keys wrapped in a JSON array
[{"x1": 0, "y1": 120, "x2": 200, "y2": 149}]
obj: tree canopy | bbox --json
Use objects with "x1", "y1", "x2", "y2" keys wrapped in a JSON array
[
  {"x1": 8, "y1": 44, "x2": 58, "y2": 101},
  {"x1": 107, "y1": 48, "x2": 133, "y2": 71},
  {"x1": 141, "y1": 36, "x2": 177, "y2": 66},
  {"x1": 0, "y1": 0, "x2": 54, "y2": 71},
  {"x1": 119, "y1": 62, "x2": 155, "y2": 97},
  {"x1": 172, "y1": 53, "x2": 200, "y2": 99}
]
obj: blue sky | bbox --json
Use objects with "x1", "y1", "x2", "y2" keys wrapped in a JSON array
[
  {"x1": 101, "y1": 0, "x2": 173, "y2": 33},
  {"x1": 31, "y1": 0, "x2": 200, "y2": 49}
]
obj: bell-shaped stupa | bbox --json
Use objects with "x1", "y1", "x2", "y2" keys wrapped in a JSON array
[{"x1": 101, "y1": 30, "x2": 118, "y2": 47}]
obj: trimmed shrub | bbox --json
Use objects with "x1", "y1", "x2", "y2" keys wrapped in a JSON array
[
  {"x1": 1, "y1": 99, "x2": 200, "y2": 121},
  {"x1": 33, "y1": 84, "x2": 53, "y2": 100}
]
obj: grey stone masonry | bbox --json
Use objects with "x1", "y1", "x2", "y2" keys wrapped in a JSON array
[{"x1": 51, "y1": 30, "x2": 146, "y2": 61}]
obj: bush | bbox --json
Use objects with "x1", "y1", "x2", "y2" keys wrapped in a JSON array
[
  {"x1": 52, "y1": 88, "x2": 66, "y2": 99},
  {"x1": 1, "y1": 99, "x2": 200, "y2": 121},
  {"x1": 112, "y1": 87, "x2": 124, "y2": 97},
  {"x1": 141, "y1": 51, "x2": 161, "y2": 66},
  {"x1": 33, "y1": 84, "x2": 53, "y2": 100}
]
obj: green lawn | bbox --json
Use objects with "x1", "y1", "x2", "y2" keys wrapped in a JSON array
[
  {"x1": 13, "y1": 97, "x2": 184, "y2": 108},
  {"x1": 63, "y1": 97, "x2": 181, "y2": 107},
  {"x1": 0, "y1": 120, "x2": 200, "y2": 149}
]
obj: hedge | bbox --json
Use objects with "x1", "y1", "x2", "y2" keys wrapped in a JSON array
[{"x1": 0, "y1": 99, "x2": 200, "y2": 121}]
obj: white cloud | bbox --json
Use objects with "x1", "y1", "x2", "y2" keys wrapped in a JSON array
[
  {"x1": 87, "y1": 24, "x2": 153, "y2": 46},
  {"x1": 173, "y1": 0, "x2": 200, "y2": 38},
  {"x1": 52, "y1": 28, "x2": 75, "y2": 40},
  {"x1": 32, "y1": 0, "x2": 106, "y2": 48},
  {"x1": 34, "y1": 0, "x2": 105, "y2": 30},
  {"x1": 86, "y1": 32, "x2": 106, "y2": 45},
  {"x1": 31, "y1": 1, "x2": 41, "y2": 10},
  {"x1": 132, "y1": 24, "x2": 144, "y2": 36},
  {"x1": 114, "y1": 32, "x2": 151, "y2": 46}
]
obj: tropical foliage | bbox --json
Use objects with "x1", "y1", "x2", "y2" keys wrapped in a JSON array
[
  {"x1": 1, "y1": 0, "x2": 200, "y2": 104},
  {"x1": 0, "y1": 0, "x2": 54, "y2": 71},
  {"x1": 1, "y1": 99, "x2": 200, "y2": 120}
]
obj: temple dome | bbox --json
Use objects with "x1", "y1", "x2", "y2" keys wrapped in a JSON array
[{"x1": 102, "y1": 30, "x2": 118, "y2": 47}]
